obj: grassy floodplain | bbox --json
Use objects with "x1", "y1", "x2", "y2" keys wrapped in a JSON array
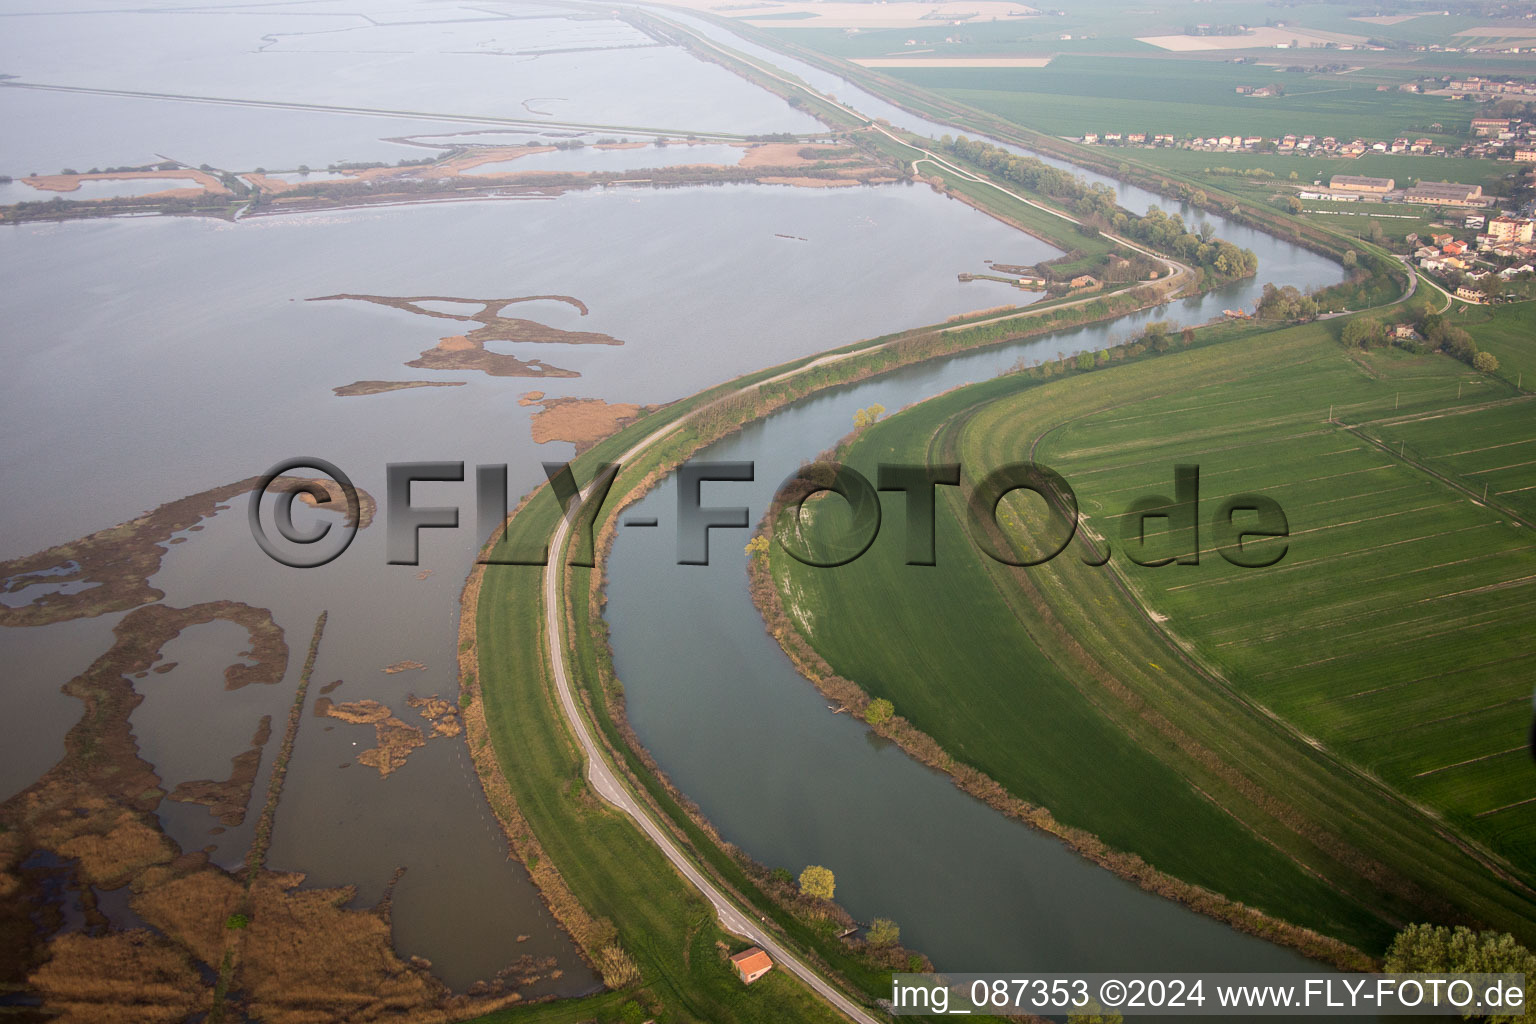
[
  {"x1": 879, "y1": 58, "x2": 1470, "y2": 142},
  {"x1": 764, "y1": 319, "x2": 1536, "y2": 957}
]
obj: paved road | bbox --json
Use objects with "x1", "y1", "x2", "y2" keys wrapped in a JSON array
[{"x1": 540, "y1": 419, "x2": 881, "y2": 1024}]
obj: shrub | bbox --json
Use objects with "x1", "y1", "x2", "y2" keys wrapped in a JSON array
[{"x1": 864, "y1": 698, "x2": 894, "y2": 725}]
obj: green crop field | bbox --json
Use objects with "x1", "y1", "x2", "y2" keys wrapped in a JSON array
[
  {"x1": 1123, "y1": 148, "x2": 1512, "y2": 194},
  {"x1": 768, "y1": 320, "x2": 1536, "y2": 954},
  {"x1": 1454, "y1": 302, "x2": 1536, "y2": 391},
  {"x1": 876, "y1": 57, "x2": 1471, "y2": 142},
  {"x1": 1022, "y1": 342, "x2": 1536, "y2": 878}
]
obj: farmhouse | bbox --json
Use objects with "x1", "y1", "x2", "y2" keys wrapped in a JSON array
[
  {"x1": 730, "y1": 947, "x2": 773, "y2": 985},
  {"x1": 1329, "y1": 175, "x2": 1394, "y2": 194},
  {"x1": 1069, "y1": 274, "x2": 1101, "y2": 291},
  {"x1": 1471, "y1": 118, "x2": 1511, "y2": 136},
  {"x1": 1455, "y1": 285, "x2": 1483, "y2": 302},
  {"x1": 1403, "y1": 181, "x2": 1485, "y2": 207}
]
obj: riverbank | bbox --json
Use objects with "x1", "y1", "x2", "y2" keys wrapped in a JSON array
[{"x1": 460, "y1": 237, "x2": 1289, "y2": 1022}]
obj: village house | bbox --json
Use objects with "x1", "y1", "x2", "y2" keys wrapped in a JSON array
[
  {"x1": 730, "y1": 948, "x2": 773, "y2": 985},
  {"x1": 1455, "y1": 285, "x2": 1484, "y2": 302},
  {"x1": 1518, "y1": 148, "x2": 1536, "y2": 162}
]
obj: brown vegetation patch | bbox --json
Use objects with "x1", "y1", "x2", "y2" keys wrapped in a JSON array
[
  {"x1": 407, "y1": 694, "x2": 463, "y2": 739},
  {"x1": 310, "y1": 293, "x2": 621, "y2": 380},
  {"x1": 168, "y1": 716, "x2": 272, "y2": 826},
  {"x1": 737, "y1": 142, "x2": 856, "y2": 169},
  {"x1": 29, "y1": 930, "x2": 210, "y2": 1023},
  {"x1": 384, "y1": 660, "x2": 426, "y2": 674},
  {"x1": 3, "y1": 603, "x2": 537, "y2": 1020},
  {"x1": 527, "y1": 397, "x2": 644, "y2": 452},
  {"x1": 332, "y1": 380, "x2": 467, "y2": 397},
  {"x1": 321, "y1": 700, "x2": 426, "y2": 778},
  {"x1": 23, "y1": 168, "x2": 228, "y2": 197},
  {"x1": 0, "y1": 477, "x2": 374, "y2": 627}
]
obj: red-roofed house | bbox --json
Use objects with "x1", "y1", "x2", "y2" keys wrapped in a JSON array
[{"x1": 730, "y1": 947, "x2": 773, "y2": 985}]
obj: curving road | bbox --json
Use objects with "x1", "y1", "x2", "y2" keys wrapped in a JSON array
[{"x1": 541, "y1": 411, "x2": 881, "y2": 1024}]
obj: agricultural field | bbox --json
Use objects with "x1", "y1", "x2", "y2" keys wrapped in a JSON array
[
  {"x1": 1022, "y1": 336, "x2": 1536, "y2": 881},
  {"x1": 890, "y1": 57, "x2": 1474, "y2": 144},
  {"x1": 768, "y1": 320, "x2": 1536, "y2": 954},
  {"x1": 753, "y1": 0, "x2": 1523, "y2": 57},
  {"x1": 880, "y1": 57, "x2": 1472, "y2": 142},
  {"x1": 1125, "y1": 148, "x2": 1515, "y2": 196},
  {"x1": 1454, "y1": 301, "x2": 1536, "y2": 391}
]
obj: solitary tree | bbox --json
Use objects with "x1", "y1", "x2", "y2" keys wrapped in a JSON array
[
  {"x1": 853, "y1": 403, "x2": 886, "y2": 430},
  {"x1": 744, "y1": 535, "x2": 770, "y2": 559},
  {"x1": 867, "y1": 918, "x2": 900, "y2": 948},
  {"x1": 864, "y1": 698, "x2": 894, "y2": 725},
  {"x1": 799, "y1": 865, "x2": 835, "y2": 900},
  {"x1": 1474, "y1": 351, "x2": 1500, "y2": 374},
  {"x1": 1342, "y1": 250, "x2": 1358, "y2": 269}
]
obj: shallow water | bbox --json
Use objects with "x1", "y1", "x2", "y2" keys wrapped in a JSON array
[
  {"x1": 0, "y1": 180, "x2": 1047, "y2": 991},
  {"x1": 0, "y1": 0, "x2": 1360, "y2": 999}
]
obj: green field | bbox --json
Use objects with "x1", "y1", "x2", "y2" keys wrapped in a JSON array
[
  {"x1": 881, "y1": 57, "x2": 1471, "y2": 142},
  {"x1": 1124, "y1": 147, "x2": 1513, "y2": 194},
  {"x1": 757, "y1": 2, "x2": 1515, "y2": 56},
  {"x1": 1454, "y1": 301, "x2": 1536, "y2": 391},
  {"x1": 768, "y1": 320, "x2": 1536, "y2": 954}
]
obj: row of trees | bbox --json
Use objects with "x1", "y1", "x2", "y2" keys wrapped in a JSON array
[
  {"x1": 938, "y1": 136, "x2": 1257, "y2": 283},
  {"x1": 1341, "y1": 309, "x2": 1499, "y2": 372}
]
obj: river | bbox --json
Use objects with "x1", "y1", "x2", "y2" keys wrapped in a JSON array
[
  {"x1": 604, "y1": 3, "x2": 1353, "y2": 982},
  {"x1": 0, "y1": 0, "x2": 1353, "y2": 1005}
]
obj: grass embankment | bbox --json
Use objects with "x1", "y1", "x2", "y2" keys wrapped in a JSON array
[
  {"x1": 459, "y1": 214, "x2": 1212, "y2": 1020},
  {"x1": 764, "y1": 320, "x2": 1536, "y2": 958},
  {"x1": 466, "y1": 512, "x2": 851, "y2": 1024}
]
